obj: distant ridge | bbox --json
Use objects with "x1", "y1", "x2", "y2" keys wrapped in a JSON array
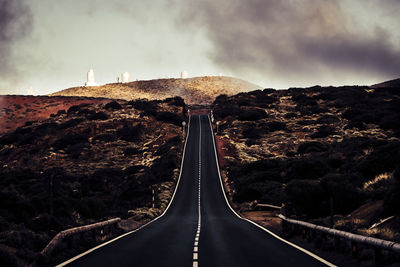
[
  {"x1": 371, "y1": 78, "x2": 400, "y2": 88},
  {"x1": 50, "y1": 76, "x2": 262, "y2": 105}
]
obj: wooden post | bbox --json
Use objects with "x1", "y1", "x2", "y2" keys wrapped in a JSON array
[
  {"x1": 152, "y1": 189, "x2": 155, "y2": 209},
  {"x1": 334, "y1": 236, "x2": 341, "y2": 251},
  {"x1": 330, "y1": 196, "x2": 334, "y2": 228},
  {"x1": 374, "y1": 248, "x2": 383, "y2": 267},
  {"x1": 351, "y1": 241, "x2": 359, "y2": 258}
]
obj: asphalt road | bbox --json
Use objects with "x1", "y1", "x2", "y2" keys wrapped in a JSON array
[{"x1": 62, "y1": 115, "x2": 333, "y2": 267}]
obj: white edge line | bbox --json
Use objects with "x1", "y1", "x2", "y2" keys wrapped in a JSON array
[
  {"x1": 206, "y1": 115, "x2": 337, "y2": 267},
  {"x1": 57, "y1": 116, "x2": 193, "y2": 267}
]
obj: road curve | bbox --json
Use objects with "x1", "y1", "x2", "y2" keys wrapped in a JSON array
[{"x1": 60, "y1": 115, "x2": 334, "y2": 267}]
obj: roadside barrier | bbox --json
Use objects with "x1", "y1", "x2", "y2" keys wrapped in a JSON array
[
  {"x1": 279, "y1": 214, "x2": 400, "y2": 265},
  {"x1": 40, "y1": 218, "x2": 121, "y2": 258}
]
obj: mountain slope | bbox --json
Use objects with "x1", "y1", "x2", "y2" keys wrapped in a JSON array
[
  {"x1": 371, "y1": 78, "x2": 400, "y2": 88},
  {"x1": 49, "y1": 76, "x2": 261, "y2": 105}
]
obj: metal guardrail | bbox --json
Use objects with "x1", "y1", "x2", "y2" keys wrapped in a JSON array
[
  {"x1": 41, "y1": 218, "x2": 121, "y2": 257},
  {"x1": 256, "y1": 203, "x2": 282, "y2": 210},
  {"x1": 279, "y1": 214, "x2": 400, "y2": 253}
]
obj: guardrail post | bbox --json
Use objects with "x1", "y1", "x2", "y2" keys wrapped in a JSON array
[
  {"x1": 307, "y1": 229, "x2": 315, "y2": 242},
  {"x1": 374, "y1": 248, "x2": 383, "y2": 267},
  {"x1": 334, "y1": 236, "x2": 341, "y2": 251},
  {"x1": 351, "y1": 241, "x2": 359, "y2": 258}
]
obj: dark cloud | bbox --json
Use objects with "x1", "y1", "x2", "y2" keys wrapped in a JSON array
[
  {"x1": 0, "y1": 0, "x2": 33, "y2": 85},
  {"x1": 178, "y1": 0, "x2": 400, "y2": 85}
]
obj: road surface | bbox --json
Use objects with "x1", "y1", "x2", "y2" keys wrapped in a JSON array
[{"x1": 61, "y1": 115, "x2": 333, "y2": 267}]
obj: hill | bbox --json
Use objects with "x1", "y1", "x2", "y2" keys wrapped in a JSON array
[
  {"x1": 0, "y1": 95, "x2": 111, "y2": 135},
  {"x1": 0, "y1": 97, "x2": 187, "y2": 266},
  {"x1": 371, "y1": 78, "x2": 400, "y2": 88},
  {"x1": 49, "y1": 76, "x2": 261, "y2": 105},
  {"x1": 212, "y1": 85, "x2": 400, "y2": 246}
]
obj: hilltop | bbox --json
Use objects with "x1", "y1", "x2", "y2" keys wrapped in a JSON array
[
  {"x1": 49, "y1": 76, "x2": 261, "y2": 105},
  {"x1": 371, "y1": 78, "x2": 400, "y2": 88}
]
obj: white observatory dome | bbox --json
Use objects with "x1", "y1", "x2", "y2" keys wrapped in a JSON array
[
  {"x1": 85, "y1": 69, "x2": 99, "y2": 86},
  {"x1": 122, "y1": 72, "x2": 130, "y2": 83},
  {"x1": 181, "y1": 71, "x2": 188, "y2": 79}
]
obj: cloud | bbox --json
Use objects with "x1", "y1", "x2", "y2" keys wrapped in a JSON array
[
  {"x1": 0, "y1": 0, "x2": 33, "y2": 92},
  {"x1": 177, "y1": 0, "x2": 400, "y2": 86}
]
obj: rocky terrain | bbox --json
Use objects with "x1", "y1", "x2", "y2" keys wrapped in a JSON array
[
  {"x1": 0, "y1": 96, "x2": 111, "y2": 135},
  {"x1": 0, "y1": 97, "x2": 187, "y2": 266},
  {"x1": 212, "y1": 83, "x2": 400, "y2": 247},
  {"x1": 50, "y1": 76, "x2": 261, "y2": 105}
]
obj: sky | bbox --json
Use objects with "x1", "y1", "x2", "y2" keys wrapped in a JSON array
[{"x1": 0, "y1": 0, "x2": 400, "y2": 95}]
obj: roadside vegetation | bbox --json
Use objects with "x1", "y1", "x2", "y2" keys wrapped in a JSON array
[
  {"x1": 0, "y1": 97, "x2": 187, "y2": 266},
  {"x1": 213, "y1": 85, "x2": 400, "y2": 243}
]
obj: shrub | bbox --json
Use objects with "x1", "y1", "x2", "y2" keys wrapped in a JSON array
[
  {"x1": 154, "y1": 112, "x2": 183, "y2": 126},
  {"x1": 356, "y1": 142, "x2": 400, "y2": 181},
  {"x1": 77, "y1": 198, "x2": 107, "y2": 219},
  {"x1": 128, "y1": 100, "x2": 157, "y2": 111},
  {"x1": 321, "y1": 174, "x2": 363, "y2": 215},
  {"x1": 165, "y1": 96, "x2": 185, "y2": 107},
  {"x1": 56, "y1": 109, "x2": 66, "y2": 116},
  {"x1": 93, "y1": 133, "x2": 116, "y2": 143},
  {"x1": 286, "y1": 179, "x2": 326, "y2": 217},
  {"x1": 311, "y1": 126, "x2": 336, "y2": 138},
  {"x1": 297, "y1": 120, "x2": 318, "y2": 126},
  {"x1": 155, "y1": 136, "x2": 181, "y2": 156},
  {"x1": 124, "y1": 147, "x2": 141, "y2": 156},
  {"x1": 284, "y1": 112, "x2": 297, "y2": 119},
  {"x1": 242, "y1": 123, "x2": 262, "y2": 139},
  {"x1": 52, "y1": 132, "x2": 90, "y2": 150},
  {"x1": 88, "y1": 111, "x2": 109, "y2": 120},
  {"x1": 316, "y1": 115, "x2": 340, "y2": 124},
  {"x1": 104, "y1": 101, "x2": 122, "y2": 110},
  {"x1": 286, "y1": 159, "x2": 328, "y2": 180},
  {"x1": 0, "y1": 246, "x2": 18, "y2": 267},
  {"x1": 117, "y1": 124, "x2": 143, "y2": 142},
  {"x1": 297, "y1": 142, "x2": 327, "y2": 154},
  {"x1": 213, "y1": 104, "x2": 241, "y2": 119},
  {"x1": 58, "y1": 118, "x2": 84, "y2": 130},
  {"x1": 267, "y1": 121, "x2": 286, "y2": 132},
  {"x1": 67, "y1": 104, "x2": 90, "y2": 114},
  {"x1": 238, "y1": 109, "x2": 267, "y2": 121}
]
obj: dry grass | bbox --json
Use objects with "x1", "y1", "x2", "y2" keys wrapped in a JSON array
[
  {"x1": 363, "y1": 172, "x2": 394, "y2": 190},
  {"x1": 50, "y1": 76, "x2": 261, "y2": 105}
]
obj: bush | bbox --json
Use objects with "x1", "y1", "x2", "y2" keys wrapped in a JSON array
[
  {"x1": 93, "y1": 133, "x2": 116, "y2": 143},
  {"x1": 213, "y1": 104, "x2": 241, "y2": 119},
  {"x1": 316, "y1": 115, "x2": 340, "y2": 124},
  {"x1": 242, "y1": 123, "x2": 262, "y2": 139},
  {"x1": 104, "y1": 101, "x2": 122, "y2": 110},
  {"x1": 297, "y1": 142, "x2": 327, "y2": 154},
  {"x1": 58, "y1": 118, "x2": 84, "y2": 130},
  {"x1": 165, "y1": 96, "x2": 185, "y2": 107},
  {"x1": 88, "y1": 111, "x2": 109, "y2": 120},
  {"x1": 321, "y1": 174, "x2": 363, "y2": 215},
  {"x1": 128, "y1": 100, "x2": 157, "y2": 111},
  {"x1": 238, "y1": 109, "x2": 267, "y2": 121},
  {"x1": 117, "y1": 124, "x2": 143, "y2": 142},
  {"x1": 286, "y1": 179, "x2": 326, "y2": 217},
  {"x1": 67, "y1": 104, "x2": 90, "y2": 114},
  {"x1": 0, "y1": 246, "x2": 18, "y2": 267},
  {"x1": 124, "y1": 147, "x2": 141, "y2": 156},
  {"x1": 155, "y1": 136, "x2": 181, "y2": 156},
  {"x1": 154, "y1": 112, "x2": 183, "y2": 126},
  {"x1": 52, "y1": 132, "x2": 90, "y2": 150},
  {"x1": 311, "y1": 126, "x2": 336, "y2": 138},
  {"x1": 286, "y1": 159, "x2": 328, "y2": 180},
  {"x1": 267, "y1": 121, "x2": 286, "y2": 132}
]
